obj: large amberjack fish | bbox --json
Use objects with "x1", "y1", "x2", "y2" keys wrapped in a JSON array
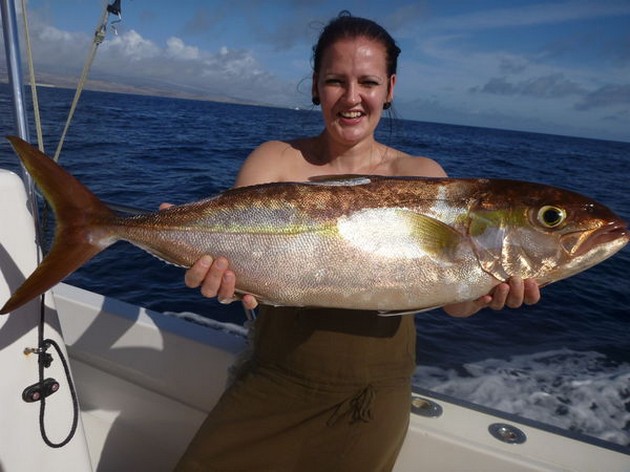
[{"x1": 1, "y1": 136, "x2": 628, "y2": 315}]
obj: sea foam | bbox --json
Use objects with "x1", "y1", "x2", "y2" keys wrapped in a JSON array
[{"x1": 414, "y1": 349, "x2": 630, "y2": 447}]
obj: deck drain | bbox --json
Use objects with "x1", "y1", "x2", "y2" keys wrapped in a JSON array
[
  {"x1": 489, "y1": 423, "x2": 527, "y2": 444},
  {"x1": 411, "y1": 395, "x2": 443, "y2": 418}
]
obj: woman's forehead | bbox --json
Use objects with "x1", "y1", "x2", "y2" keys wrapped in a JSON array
[{"x1": 320, "y1": 37, "x2": 388, "y2": 72}]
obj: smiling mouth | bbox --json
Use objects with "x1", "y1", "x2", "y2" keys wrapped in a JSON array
[{"x1": 339, "y1": 111, "x2": 364, "y2": 119}]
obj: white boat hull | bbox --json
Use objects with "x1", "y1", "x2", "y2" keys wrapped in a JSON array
[{"x1": 0, "y1": 170, "x2": 92, "y2": 471}]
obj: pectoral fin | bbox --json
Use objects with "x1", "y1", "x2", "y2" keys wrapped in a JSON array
[
  {"x1": 337, "y1": 208, "x2": 462, "y2": 259},
  {"x1": 402, "y1": 210, "x2": 462, "y2": 257}
]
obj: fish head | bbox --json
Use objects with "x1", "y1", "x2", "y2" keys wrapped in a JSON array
[{"x1": 467, "y1": 180, "x2": 628, "y2": 285}]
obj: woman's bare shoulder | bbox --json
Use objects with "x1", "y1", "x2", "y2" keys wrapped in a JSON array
[
  {"x1": 234, "y1": 140, "x2": 301, "y2": 187},
  {"x1": 247, "y1": 140, "x2": 300, "y2": 164},
  {"x1": 390, "y1": 151, "x2": 448, "y2": 178}
]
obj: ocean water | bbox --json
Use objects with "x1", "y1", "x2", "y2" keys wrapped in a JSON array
[{"x1": 0, "y1": 84, "x2": 629, "y2": 449}]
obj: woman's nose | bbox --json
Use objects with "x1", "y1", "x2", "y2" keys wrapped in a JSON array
[{"x1": 342, "y1": 82, "x2": 360, "y2": 105}]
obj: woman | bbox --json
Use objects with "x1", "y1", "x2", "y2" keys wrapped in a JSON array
[{"x1": 176, "y1": 12, "x2": 540, "y2": 471}]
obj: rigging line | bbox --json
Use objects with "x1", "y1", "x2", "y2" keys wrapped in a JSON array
[
  {"x1": 52, "y1": 1, "x2": 111, "y2": 163},
  {"x1": 20, "y1": 0, "x2": 44, "y2": 153},
  {"x1": 35, "y1": 297, "x2": 80, "y2": 448}
]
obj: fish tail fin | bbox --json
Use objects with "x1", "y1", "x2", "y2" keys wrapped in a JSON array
[{"x1": 1, "y1": 136, "x2": 117, "y2": 314}]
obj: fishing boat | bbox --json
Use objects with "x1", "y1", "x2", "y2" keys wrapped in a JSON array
[{"x1": 1, "y1": 1, "x2": 628, "y2": 470}]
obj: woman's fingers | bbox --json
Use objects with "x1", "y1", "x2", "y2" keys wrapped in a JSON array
[{"x1": 185, "y1": 256, "x2": 259, "y2": 309}]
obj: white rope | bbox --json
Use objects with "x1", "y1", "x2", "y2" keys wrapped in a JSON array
[
  {"x1": 52, "y1": 2, "x2": 111, "y2": 162},
  {"x1": 20, "y1": 0, "x2": 44, "y2": 152}
]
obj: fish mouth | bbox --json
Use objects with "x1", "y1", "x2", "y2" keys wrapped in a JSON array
[{"x1": 562, "y1": 221, "x2": 629, "y2": 257}]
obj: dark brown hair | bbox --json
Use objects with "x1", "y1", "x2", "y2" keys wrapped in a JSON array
[{"x1": 312, "y1": 11, "x2": 401, "y2": 78}]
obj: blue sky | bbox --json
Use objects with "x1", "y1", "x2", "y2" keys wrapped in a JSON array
[{"x1": 7, "y1": 0, "x2": 630, "y2": 142}]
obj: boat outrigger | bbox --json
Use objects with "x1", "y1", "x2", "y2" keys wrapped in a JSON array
[{"x1": 1, "y1": 1, "x2": 628, "y2": 470}]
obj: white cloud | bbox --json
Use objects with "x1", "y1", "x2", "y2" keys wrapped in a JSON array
[
  {"x1": 102, "y1": 30, "x2": 160, "y2": 61},
  {"x1": 576, "y1": 84, "x2": 630, "y2": 110},
  {"x1": 207, "y1": 47, "x2": 261, "y2": 77},
  {"x1": 391, "y1": 2, "x2": 630, "y2": 142},
  {"x1": 7, "y1": 13, "x2": 300, "y2": 106},
  {"x1": 165, "y1": 37, "x2": 200, "y2": 60},
  {"x1": 471, "y1": 74, "x2": 585, "y2": 98},
  {"x1": 38, "y1": 25, "x2": 74, "y2": 43}
]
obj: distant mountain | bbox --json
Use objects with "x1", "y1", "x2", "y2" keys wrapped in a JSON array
[{"x1": 0, "y1": 66, "x2": 263, "y2": 106}]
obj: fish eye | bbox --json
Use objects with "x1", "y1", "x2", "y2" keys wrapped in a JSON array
[{"x1": 537, "y1": 205, "x2": 566, "y2": 228}]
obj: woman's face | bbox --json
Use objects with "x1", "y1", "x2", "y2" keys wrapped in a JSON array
[{"x1": 314, "y1": 36, "x2": 396, "y2": 147}]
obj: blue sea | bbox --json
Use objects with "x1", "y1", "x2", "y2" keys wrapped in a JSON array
[{"x1": 1, "y1": 84, "x2": 629, "y2": 449}]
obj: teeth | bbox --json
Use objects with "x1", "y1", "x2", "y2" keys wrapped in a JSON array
[{"x1": 340, "y1": 111, "x2": 362, "y2": 119}]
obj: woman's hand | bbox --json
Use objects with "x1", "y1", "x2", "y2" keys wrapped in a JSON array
[
  {"x1": 159, "y1": 203, "x2": 258, "y2": 310},
  {"x1": 185, "y1": 256, "x2": 258, "y2": 310},
  {"x1": 443, "y1": 277, "x2": 540, "y2": 318}
]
